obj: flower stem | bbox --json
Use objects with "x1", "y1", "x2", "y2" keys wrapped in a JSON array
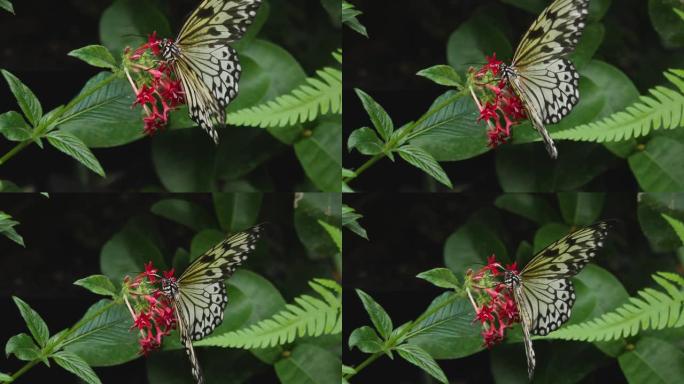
[{"x1": 344, "y1": 90, "x2": 466, "y2": 185}]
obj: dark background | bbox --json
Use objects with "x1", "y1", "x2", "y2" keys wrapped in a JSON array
[
  {"x1": 0, "y1": 0, "x2": 339, "y2": 191},
  {"x1": 0, "y1": 193, "x2": 315, "y2": 383},
  {"x1": 343, "y1": 0, "x2": 675, "y2": 192},
  {"x1": 342, "y1": 192, "x2": 670, "y2": 383}
]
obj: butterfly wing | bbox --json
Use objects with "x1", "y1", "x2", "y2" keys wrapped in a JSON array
[
  {"x1": 512, "y1": 281, "x2": 536, "y2": 380},
  {"x1": 176, "y1": 224, "x2": 263, "y2": 340},
  {"x1": 519, "y1": 221, "x2": 610, "y2": 335},
  {"x1": 172, "y1": 299, "x2": 206, "y2": 384},
  {"x1": 174, "y1": 0, "x2": 262, "y2": 143},
  {"x1": 512, "y1": 0, "x2": 589, "y2": 68}
]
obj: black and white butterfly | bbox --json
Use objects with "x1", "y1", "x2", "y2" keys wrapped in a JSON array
[
  {"x1": 500, "y1": 0, "x2": 590, "y2": 158},
  {"x1": 504, "y1": 221, "x2": 611, "y2": 379},
  {"x1": 160, "y1": 0, "x2": 262, "y2": 144},
  {"x1": 160, "y1": 224, "x2": 263, "y2": 384}
]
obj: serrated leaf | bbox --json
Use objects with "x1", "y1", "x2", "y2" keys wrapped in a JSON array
[
  {"x1": 1, "y1": 69, "x2": 42, "y2": 126},
  {"x1": 395, "y1": 343, "x2": 448, "y2": 383},
  {"x1": 416, "y1": 65, "x2": 463, "y2": 88},
  {"x1": 318, "y1": 220, "x2": 341, "y2": 252},
  {"x1": 355, "y1": 289, "x2": 393, "y2": 340},
  {"x1": 0, "y1": 111, "x2": 31, "y2": 141},
  {"x1": 354, "y1": 88, "x2": 394, "y2": 141},
  {"x1": 0, "y1": 0, "x2": 14, "y2": 14},
  {"x1": 396, "y1": 145, "x2": 452, "y2": 188},
  {"x1": 46, "y1": 130, "x2": 105, "y2": 177},
  {"x1": 5, "y1": 333, "x2": 40, "y2": 361},
  {"x1": 12, "y1": 296, "x2": 49, "y2": 347},
  {"x1": 52, "y1": 351, "x2": 102, "y2": 384},
  {"x1": 348, "y1": 326, "x2": 384, "y2": 353},
  {"x1": 347, "y1": 127, "x2": 384, "y2": 155},
  {"x1": 416, "y1": 268, "x2": 460, "y2": 289},
  {"x1": 68, "y1": 45, "x2": 117, "y2": 70}
]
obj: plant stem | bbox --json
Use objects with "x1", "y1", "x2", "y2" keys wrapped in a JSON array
[
  {"x1": 0, "y1": 72, "x2": 120, "y2": 168},
  {"x1": 344, "y1": 90, "x2": 466, "y2": 184},
  {"x1": 344, "y1": 291, "x2": 464, "y2": 381},
  {"x1": 6, "y1": 299, "x2": 119, "y2": 382}
]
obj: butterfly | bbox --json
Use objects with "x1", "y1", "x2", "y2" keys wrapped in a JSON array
[
  {"x1": 160, "y1": 0, "x2": 262, "y2": 144},
  {"x1": 503, "y1": 220, "x2": 611, "y2": 380},
  {"x1": 160, "y1": 224, "x2": 264, "y2": 384},
  {"x1": 500, "y1": 0, "x2": 590, "y2": 158}
]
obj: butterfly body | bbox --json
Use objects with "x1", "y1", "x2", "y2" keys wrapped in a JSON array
[
  {"x1": 505, "y1": 221, "x2": 611, "y2": 379},
  {"x1": 163, "y1": 0, "x2": 262, "y2": 144},
  {"x1": 502, "y1": 0, "x2": 590, "y2": 158},
  {"x1": 160, "y1": 224, "x2": 264, "y2": 384}
]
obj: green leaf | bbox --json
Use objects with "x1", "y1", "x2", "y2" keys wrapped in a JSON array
[
  {"x1": 0, "y1": 111, "x2": 31, "y2": 141},
  {"x1": 662, "y1": 214, "x2": 684, "y2": 244},
  {"x1": 342, "y1": 204, "x2": 368, "y2": 240},
  {"x1": 444, "y1": 217, "x2": 507, "y2": 273},
  {"x1": 1, "y1": 69, "x2": 42, "y2": 126},
  {"x1": 0, "y1": 372, "x2": 11, "y2": 382},
  {"x1": 495, "y1": 194, "x2": 559, "y2": 224},
  {"x1": 446, "y1": 12, "x2": 513, "y2": 74},
  {"x1": 294, "y1": 119, "x2": 342, "y2": 192},
  {"x1": 355, "y1": 289, "x2": 393, "y2": 340},
  {"x1": 213, "y1": 192, "x2": 263, "y2": 232},
  {"x1": 558, "y1": 192, "x2": 606, "y2": 225},
  {"x1": 150, "y1": 199, "x2": 216, "y2": 232},
  {"x1": 342, "y1": 1, "x2": 368, "y2": 37},
  {"x1": 52, "y1": 351, "x2": 102, "y2": 384},
  {"x1": 45, "y1": 130, "x2": 105, "y2": 177},
  {"x1": 318, "y1": 220, "x2": 342, "y2": 252},
  {"x1": 100, "y1": 217, "x2": 165, "y2": 283},
  {"x1": 619, "y1": 337, "x2": 684, "y2": 384},
  {"x1": 5, "y1": 333, "x2": 40, "y2": 361},
  {"x1": 0, "y1": 211, "x2": 24, "y2": 247},
  {"x1": 532, "y1": 223, "x2": 571, "y2": 254},
  {"x1": 416, "y1": 268, "x2": 460, "y2": 290},
  {"x1": 569, "y1": 23, "x2": 605, "y2": 70},
  {"x1": 12, "y1": 296, "x2": 50, "y2": 347},
  {"x1": 348, "y1": 326, "x2": 384, "y2": 353},
  {"x1": 0, "y1": 0, "x2": 14, "y2": 14},
  {"x1": 629, "y1": 136, "x2": 684, "y2": 192},
  {"x1": 151, "y1": 129, "x2": 216, "y2": 192},
  {"x1": 274, "y1": 343, "x2": 341, "y2": 384},
  {"x1": 395, "y1": 344, "x2": 448, "y2": 384},
  {"x1": 294, "y1": 193, "x2": 341, "y2": 258},
  {"x1": 197, "y1": 279, "x2": 341, "y2": 348},
  {"x1": 67, "y1": 45, "x2": 117, "y2": 70},
  {"x1": 396, "y1": 145, "x2": 452, "y2": 188},
  {"x1": 347, "y1": 127, "x2": 384, "y2": 155},
  {"x1": 227, "y1": 66, "x2": 341, "y2": 128},
  {"x1": 57, "y1": 72, "x2": 142, "y2": 148},
  {"x1": 354, "y1": 88, "x2": 394, "y2": 141},
  {"x1": 408, "y1": 293, "x2": 482, "y2": 359},
  {"x1": 416, "y1": 65, "x2": 462, "y2": 88},
  {"x1": 99, "y1": 0, "x2": 171, "y2": 56},
  {"x1": 649, "y1": 0, "x2": 684, "y2": 48},
  {"x1": 190, "y1": 229, "x2": 225, "y2": 260},
  {"x1": 73, "y1": 275, "x2": 118, "y2": 299}
]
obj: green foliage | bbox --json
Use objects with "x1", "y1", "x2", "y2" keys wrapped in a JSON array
[
  {"x1": 0, "y1": 210, "x2": 23, "y2": 246},
  {"x1": 52, "y1": 351, "x2": 102, "y2": 384},
  {"x1": 553, "y1": 69, "x2": 684, "y2": 143},
  {"x1": 0, "y1": 0, "x2": 13, "y2": 14},
  {"x1": 198, "y1": 279, "x2": 341, "y2": 349},
  {"x1": 67, "y1": 45, "x2": 117, "y2": 70},
  {"x1": 342, "y1": 1, "x2": 367, "y2": 37},
  {"x1": 548, "y1": 272, "x2": 684, "y2": 342},
  {"x1": 228, "y1": 51, "x2": 341, "y2": 128},
  {"x1": 416, "y1": 65, "x2": 463, "y2": 88},
  {"x1": 342, "y1": 204, "x2": 368, "y2": 239},
  {"x1": 73, "y1": 275, "x2": 118, "y2": 299}
]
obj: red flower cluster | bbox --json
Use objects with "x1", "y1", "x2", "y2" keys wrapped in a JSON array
[
  {"x1": 471, "y1": 54, "x2": 526, "y2": 148},
  {"x1": 125, "y1": 32, "x2": 185, "y2": 136},
  {"x1": 469, "y1": 255, "x2": 520, "y2": 348},
  {"x1": 124, "y1": 261, "x2": 177, "y2": 355}
]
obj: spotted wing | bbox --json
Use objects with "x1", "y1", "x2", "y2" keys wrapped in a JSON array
[
  {"x1": 176, "y1": 0, "x2": 262, "y2": 46},
  {"x1": 519, "y1": 221, "x2": 611, "y2": 335},
  {"x1": 176, "y1": 224, "x2": 263, "y2": 340},
  {"x1": 512, "y1": 0, "x2": 589, "y2": 67},
  {"x1": 512, "y1": 282, "x2": 536, "y2": 380},
  {"x1": 172, "y1": 299, "x2": 206, "y2": 384}
]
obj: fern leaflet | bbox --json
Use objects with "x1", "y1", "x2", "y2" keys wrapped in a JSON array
[
  {"x1": 553, "y1": 69, "x2": 684, "y2": 142},
  {"x1": 227, "y1": 50, "x2": 342, "y2": 128},
  {"x1": 547, "y1": 272, "x2": 684, "y2": 342},
  {"x1": 196, "y1": 279, "x2": 341, "y2": 349}
]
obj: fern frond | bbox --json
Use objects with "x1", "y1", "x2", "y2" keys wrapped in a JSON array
[
  {"x1": 553, "y1": 69, "x2": 684, "y2": 142},
  {"x1": 197, "y1": 279, "x2": 341, "y2": 349},
  {"x1": 227, "y1": 62, "x2": 342, "y2": 128},
  {"x1": 547, "y1": 272, "x2": 684, "y2": 342}
]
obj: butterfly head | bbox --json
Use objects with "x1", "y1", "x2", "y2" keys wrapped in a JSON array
[
  {"x1": 499, "y1": 63, "x2": 516, "y2": 81},
  {"x1": 160, "y1": 39, "x2": 180, "y2": 61},
  {"x1": 503, "y1": 270, "x2": 520, "y2": 288},
  {"x1": 160, "y1": 276, "x2": 178, "y2": 298}
]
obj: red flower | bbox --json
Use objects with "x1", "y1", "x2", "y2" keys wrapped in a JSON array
[
  {"x1": 163, "y1": 268, "x2": 175, "y2": 279},
  {"x1": 133, "y1": 312, "x2": 152, "y2": 330},
  {"x1": 475, "y1": 304, "x2": 494, "y2": 323},
  {"x1": 142, "y1": 261, "x2": 158, "y2": 283}
]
